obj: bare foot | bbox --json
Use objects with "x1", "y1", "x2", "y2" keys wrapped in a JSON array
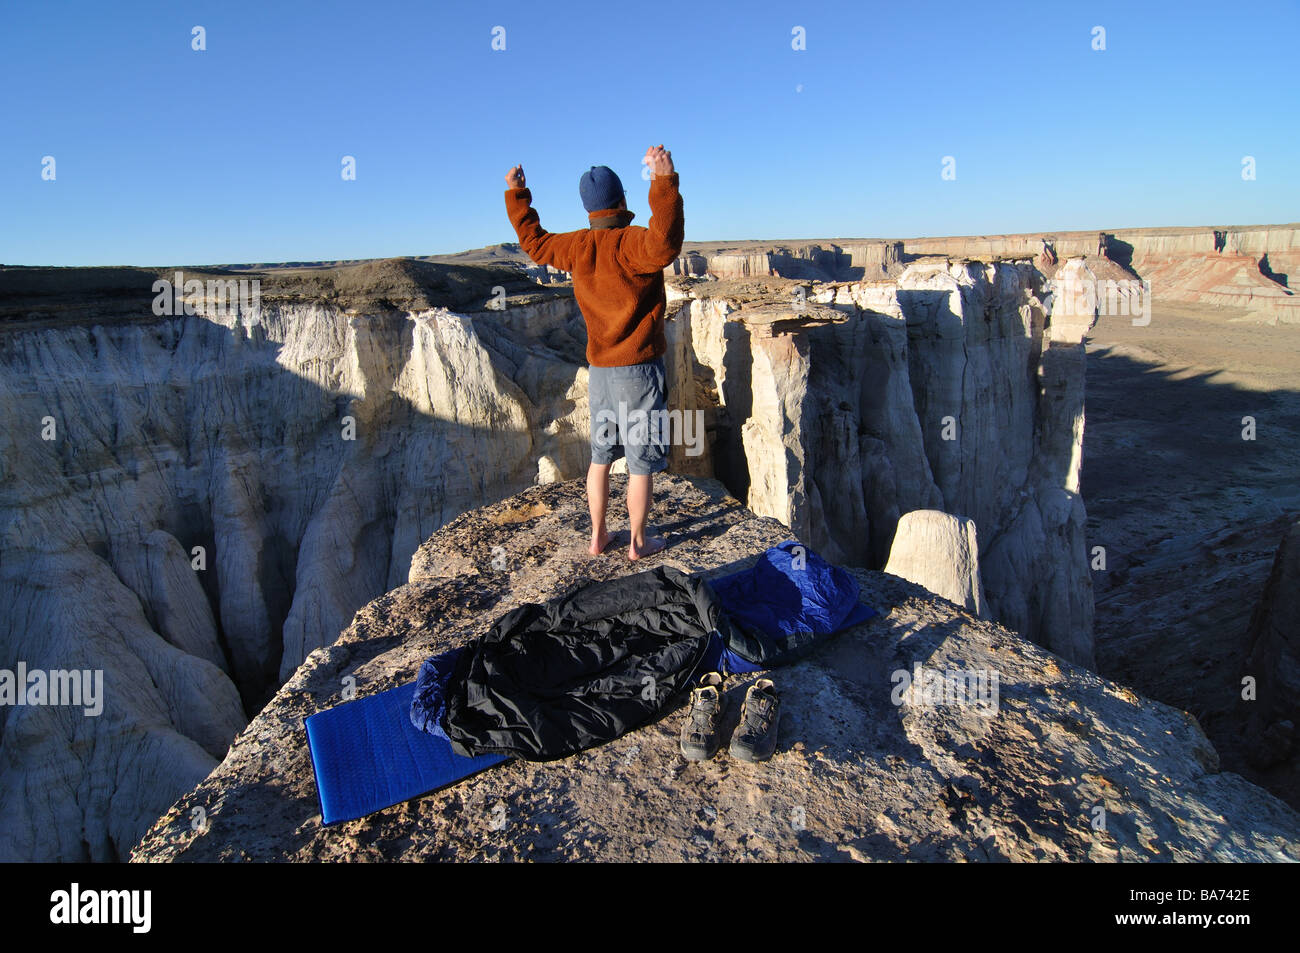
[
  {"x1": 589, "y1": 529, "x2": 613, "y2": 556},
  {"x1": 628, "y1": 535, "x2": 667, "y2": 561}
]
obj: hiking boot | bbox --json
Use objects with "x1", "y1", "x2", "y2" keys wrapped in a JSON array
[
  {"x1": 680, "y1": 672, "x2": 726, "y2": 761},
  {"x1": 729, "y1": 678, "x2": 781, "y2": 763}
]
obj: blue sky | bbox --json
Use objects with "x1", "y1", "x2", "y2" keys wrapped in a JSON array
[{"x1": 2, "y1": 0, "x2": 1296, "y2": 266}]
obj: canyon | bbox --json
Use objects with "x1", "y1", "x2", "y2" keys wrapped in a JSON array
[{"x1": 2, "y1": 222, "x2": 1297, "y2": 860}]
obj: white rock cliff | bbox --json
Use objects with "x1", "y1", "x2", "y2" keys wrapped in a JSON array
[{"x1": 1, "y1": 251, "x2": 1098, "y2": 860}]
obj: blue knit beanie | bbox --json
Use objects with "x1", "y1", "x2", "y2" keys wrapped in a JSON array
[{"x1": 579, "y1": 166, "x2": 625, "y2": 212}]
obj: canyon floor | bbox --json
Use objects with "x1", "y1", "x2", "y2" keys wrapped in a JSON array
[{"x1": 1082, "y1": 301, "x2": 1300, "y2": 808}]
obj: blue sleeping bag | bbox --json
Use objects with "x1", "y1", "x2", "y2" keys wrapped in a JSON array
[{"x1": 705, "y1": 539, "x2": 877, "y2": 672}]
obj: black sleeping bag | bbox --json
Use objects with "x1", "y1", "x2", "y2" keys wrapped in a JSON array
[{"x1": 442, "y1": 565, "x2": 730, "y2": 761}]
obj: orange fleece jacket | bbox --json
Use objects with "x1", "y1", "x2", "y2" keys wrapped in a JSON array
[{"x1": 505, "y1": 172, "x2": 684, "y2": 367}]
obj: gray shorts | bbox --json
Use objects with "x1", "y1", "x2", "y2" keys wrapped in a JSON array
[{"x1": 588, "y1": 357, "x2": 669, "y2": 475}]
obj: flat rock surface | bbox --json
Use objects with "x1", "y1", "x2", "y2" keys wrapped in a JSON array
[
  {"x1": 131, "y1": 474, "x2": 1300, "y2": 862},
  {"x1": 0, "y1": 258, "x2": 560, "y2": 329}
]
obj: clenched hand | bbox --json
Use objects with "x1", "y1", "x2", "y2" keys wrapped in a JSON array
[
  {"x1": 644, "y1": 145, "x2": 674, "y2": 178},
  {"x1": 505, "y1": 164, "x2": 525, "y2": 189}
]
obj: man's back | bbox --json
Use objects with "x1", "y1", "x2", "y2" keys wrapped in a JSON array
[{"x1": 504, "y1": 170, "x2": 684, "y2": 367}]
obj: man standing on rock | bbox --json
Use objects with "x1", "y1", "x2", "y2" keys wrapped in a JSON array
[{"x1": 504, "y1": 145, "x2": 684, "y2": 560}]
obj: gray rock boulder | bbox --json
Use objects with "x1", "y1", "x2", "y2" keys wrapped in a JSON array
[{"x1": 884, "y1": 510, "x2": 988, "y2": 618}]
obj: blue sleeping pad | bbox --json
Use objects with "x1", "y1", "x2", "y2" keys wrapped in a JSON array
[{"x1": 304, "y1": 678, "x2": 504, "y2": 825}]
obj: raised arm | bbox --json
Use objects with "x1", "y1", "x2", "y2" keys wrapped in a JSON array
[
  {"x1": 503, "y1": 164, "x2": 576, "y2": 273},
  {"x1": 617, "y1": 145, "x2": 684, "y2": 275}
]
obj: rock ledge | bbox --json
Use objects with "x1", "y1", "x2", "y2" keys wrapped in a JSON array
[{"x1": 131, "y1": 475, "x2": 1300, "y2": 862}]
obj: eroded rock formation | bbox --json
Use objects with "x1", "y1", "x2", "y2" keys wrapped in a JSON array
[
  {"x1": 0, "y1": 261, "x2": 594, "y2": 860},
  {"x1": 668, "y1": 257, "x2": 1097, "y2": 667},
  {"x1": 10, "y1": 222, "x2": 1296, "y2": 860},
  {"x1": 0, "y1": 248, "x2": 1103, "y2": 859}
]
